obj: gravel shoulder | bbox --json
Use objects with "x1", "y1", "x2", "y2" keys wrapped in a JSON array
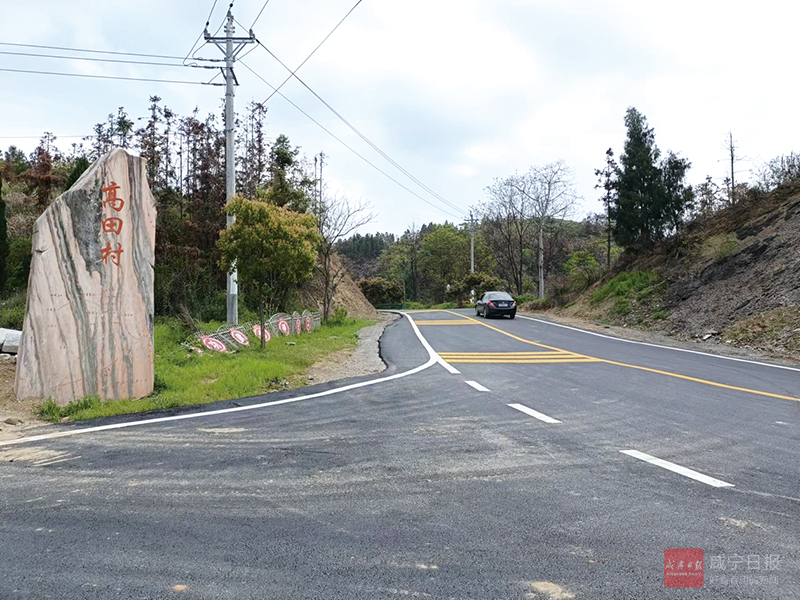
[
  {"x1": 524, "y1": 310, "x2": 800, "y2": 368},
  {"x1": 305, "y1": 312, "x2": 398, "y2": 385}
]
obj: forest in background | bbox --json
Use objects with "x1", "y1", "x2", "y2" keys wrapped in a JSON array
[
  {"x1": 1, "y1": 101, "x2": 799, "y2": 326},
  {"x1": 0, "y1": 97, "x2": 328, "y2": 328}
]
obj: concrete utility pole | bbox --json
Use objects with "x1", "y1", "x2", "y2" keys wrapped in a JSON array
[
  {"x1": 469, "y1": 211, "x2": 476, "y2": 273},
  {"x1": 206, "y1": 11, "x2": 256, "y2": 325}
]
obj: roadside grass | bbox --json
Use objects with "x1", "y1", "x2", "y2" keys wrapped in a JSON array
[
  {"x1": 591, "y1": 270, "x2": 661, "y2": 304},
  {"x1": 36, "y1": 315, "x2": 374, "y2": 422},
  {"x1": 404, "y1": 301, "x2": 458, "y2": 310}
]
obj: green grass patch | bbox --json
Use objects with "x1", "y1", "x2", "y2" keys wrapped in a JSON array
[
  {"x1": 701, "y1": 233, "x2": 740, "y2": 263},
  {"x1": 591, "y1": 270, "x2": 661, "y2": 304},
  {"x1": 39, "y1": 316, "x2": 375, "y2": 422},
  {"x1": 403, "y1": 301, "x2": 458, "y2": 310}
]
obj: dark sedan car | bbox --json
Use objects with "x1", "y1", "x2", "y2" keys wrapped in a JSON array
[{"x1": 476, "y1": 291, "x2": 517, "y2": 318}]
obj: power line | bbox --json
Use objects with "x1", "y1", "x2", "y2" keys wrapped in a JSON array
[
  {"x1": 261, "y1": 0, "x2": 364, "y2": 104},
  {"x1": 0, "y1": 135, "x2": 87, "y2": 139},
  {"x1": 258, "y1": 41, "x2": 466, "y2": 216},
  {"x1": 0, "y1": 67, "x2": 223, "y2": 86},
  {"x1": 239, "y1": 60, "x2": 464, "y2": 220},
  {"x1": 183, "y1": 0, "x2": 222, "y2": 65},
  {"x1": 0, "y1": 41, "x2": 218, "y2": 62},
  {"x1": 0, "y1": 50, "x2": 216, "y2": 69},
  {"x1": 250, "y1": 0, "x2": 271, "y2": 28}
]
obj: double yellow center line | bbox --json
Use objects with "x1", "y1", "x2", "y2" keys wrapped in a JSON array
[
  {"x1": 438, "y1": 351, "x2": 601, "y2": 364},
  {"x1": 417, "y1": 310, "x2": 800, "y2": 403}
]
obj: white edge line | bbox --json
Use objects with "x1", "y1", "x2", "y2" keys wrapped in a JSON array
[
  {"x1": 517, "y1": 315, "x2": 800, "y2": 373},
  {"x1": 465, "y1": 380, "x2": 490, "y2": 392},
  {"x1": 406, "y1": 314, "x2": 460, "y2": 374},
  {"x1": 507, "y1": 403, "x2": 561, "y2": 424},
  {"x1": 0, "y1": 312, "x2": 437, "y2": 448},
  {"x1": 621, "y1": 449, "x2": 734, "y2": 488}
]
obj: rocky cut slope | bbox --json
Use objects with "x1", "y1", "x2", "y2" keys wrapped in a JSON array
[
  {"x1": 628, "y1": 181, "x2": 800, "y2": 354},
  {"x1": 556, "y1": 181, "x2": 800, "y2": 358}
]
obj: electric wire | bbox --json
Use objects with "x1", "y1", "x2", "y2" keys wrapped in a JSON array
[
  {"x1": 261, "y1": 0, "x2": 363, "y2": 104},
  {"x1": 0, "y1": 42, "x2": 217, "y2": 62},
  {"x1": 0, "y1": 50, "x2": 216, "y2": 69},
  {"x1": 0, "y1": 67, "x2": 223, "y2": 86},
  {"x1": 258, "y1": 41, "x2": 466, "y2": 216},
  {"x1": 183, "y1": 0, "x2": 220, "y2": 65},
  {"x1": 250, "y1": 0, "x2": 271, "y2": 29},
  {"x1": 239, "y1": 60, "x2": 463, "y2": 220}
]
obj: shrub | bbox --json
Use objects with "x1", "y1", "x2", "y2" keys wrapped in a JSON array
[
  {"x1": 359, "y1": 277, "x2": 404, "y2": 306},
  {"x1": 564, "y1": 250, "x2": 600, "y2": 291},
  {"x1": 0, "y1": 290, "x2": 26, "y2": 329},
  {"x1": 591, "y1": 270, "x2": 660, "y2": 304},
  {"x1": 324, "y1": 307, "x2": 353, "y2": 327}
]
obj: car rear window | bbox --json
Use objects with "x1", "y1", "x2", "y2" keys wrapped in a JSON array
[{"x1": 487, "y1": 293, "x2": 513, "y2": 300}]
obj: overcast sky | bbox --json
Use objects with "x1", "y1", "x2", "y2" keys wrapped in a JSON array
[{"x1": 2, "y1": 0, "x2": 798, "y2": 234}]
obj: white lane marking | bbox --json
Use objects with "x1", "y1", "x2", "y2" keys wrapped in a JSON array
[
  {"x1": 465, "y1": 380, "x2": 490, "y2": 392},
  {"x1": 620, "y1": 449, "x2": 735, "y2": 488},
  {"x1": 517, "y1": 315, "x2": 800, "y2": 373},
  {"x1": 0, "y1": 313, "x2": 438, "y2": 448},
  {"x1": 507, "y1": 403, "x2": 561, "y2": 424},
  {"x1": 406, "y1": 314, "x2": 460, "y2": 374}
]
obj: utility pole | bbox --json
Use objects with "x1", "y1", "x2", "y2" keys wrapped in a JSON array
[
  {"x1": 468, "y1": 211, "x2": 475, "y2": 273},
  {"x1": 205, "y1": 10, "x2": 256, "y2": 325}
]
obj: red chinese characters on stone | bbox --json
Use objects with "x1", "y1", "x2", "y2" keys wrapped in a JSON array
[
  {"x1": 102, "y1": 182, "x2": 125, "y2": 212},
  {"x1": 101, "y1": 181, "x2": 126, "y2": 268},
  {"x1": 102, "y1": 217, "x2": 123, "y2": 235},
  {"x1": 100, "y1": 242, "x2": 124, "y2": 266}
]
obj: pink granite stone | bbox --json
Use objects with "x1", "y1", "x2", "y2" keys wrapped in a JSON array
[{"x1": 15, "y1": 149, "x2": 156, "y2": 405}]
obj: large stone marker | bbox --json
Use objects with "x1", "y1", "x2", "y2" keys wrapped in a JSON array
[{"x1": 15, "y1": 149, "x2": 156, "y2": 405}]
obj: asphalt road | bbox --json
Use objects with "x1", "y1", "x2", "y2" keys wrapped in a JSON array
[{"x1": 1, "y1": 309, "x2": 798, "y2": 599}]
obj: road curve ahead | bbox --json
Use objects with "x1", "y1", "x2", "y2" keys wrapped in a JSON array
[{"x1": 0, "y1": 309, "x2": 798, "y2": 599}]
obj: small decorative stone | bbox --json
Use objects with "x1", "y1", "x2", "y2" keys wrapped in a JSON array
[{"x1": 3, "y1": 330, "x2": 21, "y2": 354}]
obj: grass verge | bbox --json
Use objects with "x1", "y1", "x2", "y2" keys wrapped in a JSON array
[{"x1": 36, "y1": 316, "x2": 375, "y2": 422}]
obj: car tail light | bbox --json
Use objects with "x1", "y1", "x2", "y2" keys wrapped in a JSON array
[
  {"x1": 512, "y1": 301, "x2": 517, "y2": 307},
  {"x1": 487, "y1": 301, "x2": 494, "y2": 307}
]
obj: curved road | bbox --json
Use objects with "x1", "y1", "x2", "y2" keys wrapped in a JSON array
[{"x1": 1, "y1": 310, "x2": 798, "y2": 599}]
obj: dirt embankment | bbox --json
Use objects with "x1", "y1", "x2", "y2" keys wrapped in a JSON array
[
  {"x1": 301, "y1": 253, "x2": 379, "y2": 320},
  {"x1": 551, "y1": 182, "x2": 800, "y2": 361}
]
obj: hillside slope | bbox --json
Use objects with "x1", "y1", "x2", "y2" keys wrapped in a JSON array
[
  {"x1": 558, "y1": 182, "x2": 800, "y2": 357},
  {"x1": 301, "y1": 253, "x2": 379, "y2": 320}
]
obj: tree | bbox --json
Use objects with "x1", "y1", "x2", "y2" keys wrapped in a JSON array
[
  {"x1": 28, "y1": 133, "x2": 62, "y2": 210},
  {"x1": 358, "y1": 277, "x2": 404, "y2": 306},
  {"x1": 259, "y1": 134, "x2": 314, "y2": 212},
  {"x1": 485, "y1": 162, "x2": 577, "y2": 298},
  {"x1": 316, "y1": 193, "x2": 374, "y2": 319},
  {"x1": 0, "y1": 177, "x2": 7, "y2": 291},
  {"x1": 218, "y1": 197, "x2": 319, "y2": 347},
  {"x1": 595, "y1": 148, "x2": 617, "y2": 267},
  {"x1": 419, "y1": 223, "x2": 470, "y2": 303},
  {"x1": 613, "y1": 107, "x2": 693, "y2": 252},
  {"x1": 481, "y1": 177, "x2": 535, "y2": 295}
]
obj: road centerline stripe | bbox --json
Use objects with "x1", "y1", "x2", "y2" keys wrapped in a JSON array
[
  {"x1": 621, "y1": 449, "x2": 734, "y2": 488},
  {"x1": 438, "y1": 310, "x2": 800, "y2": 403},
  {"x1": 465, "y1": 380, "x2": 490, "y2": 392},
  {"x1": 507, "y1": 403, "x2": 562, "y2": 424}
]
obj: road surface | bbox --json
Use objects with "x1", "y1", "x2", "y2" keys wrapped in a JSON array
[{"x1": 1, "y1": 309, "x2": 798, "y2": 599}]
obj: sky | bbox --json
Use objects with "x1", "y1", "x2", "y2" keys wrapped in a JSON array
[{"x1": 1, "y1": 0, "x2": 799, "y2": 235}]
